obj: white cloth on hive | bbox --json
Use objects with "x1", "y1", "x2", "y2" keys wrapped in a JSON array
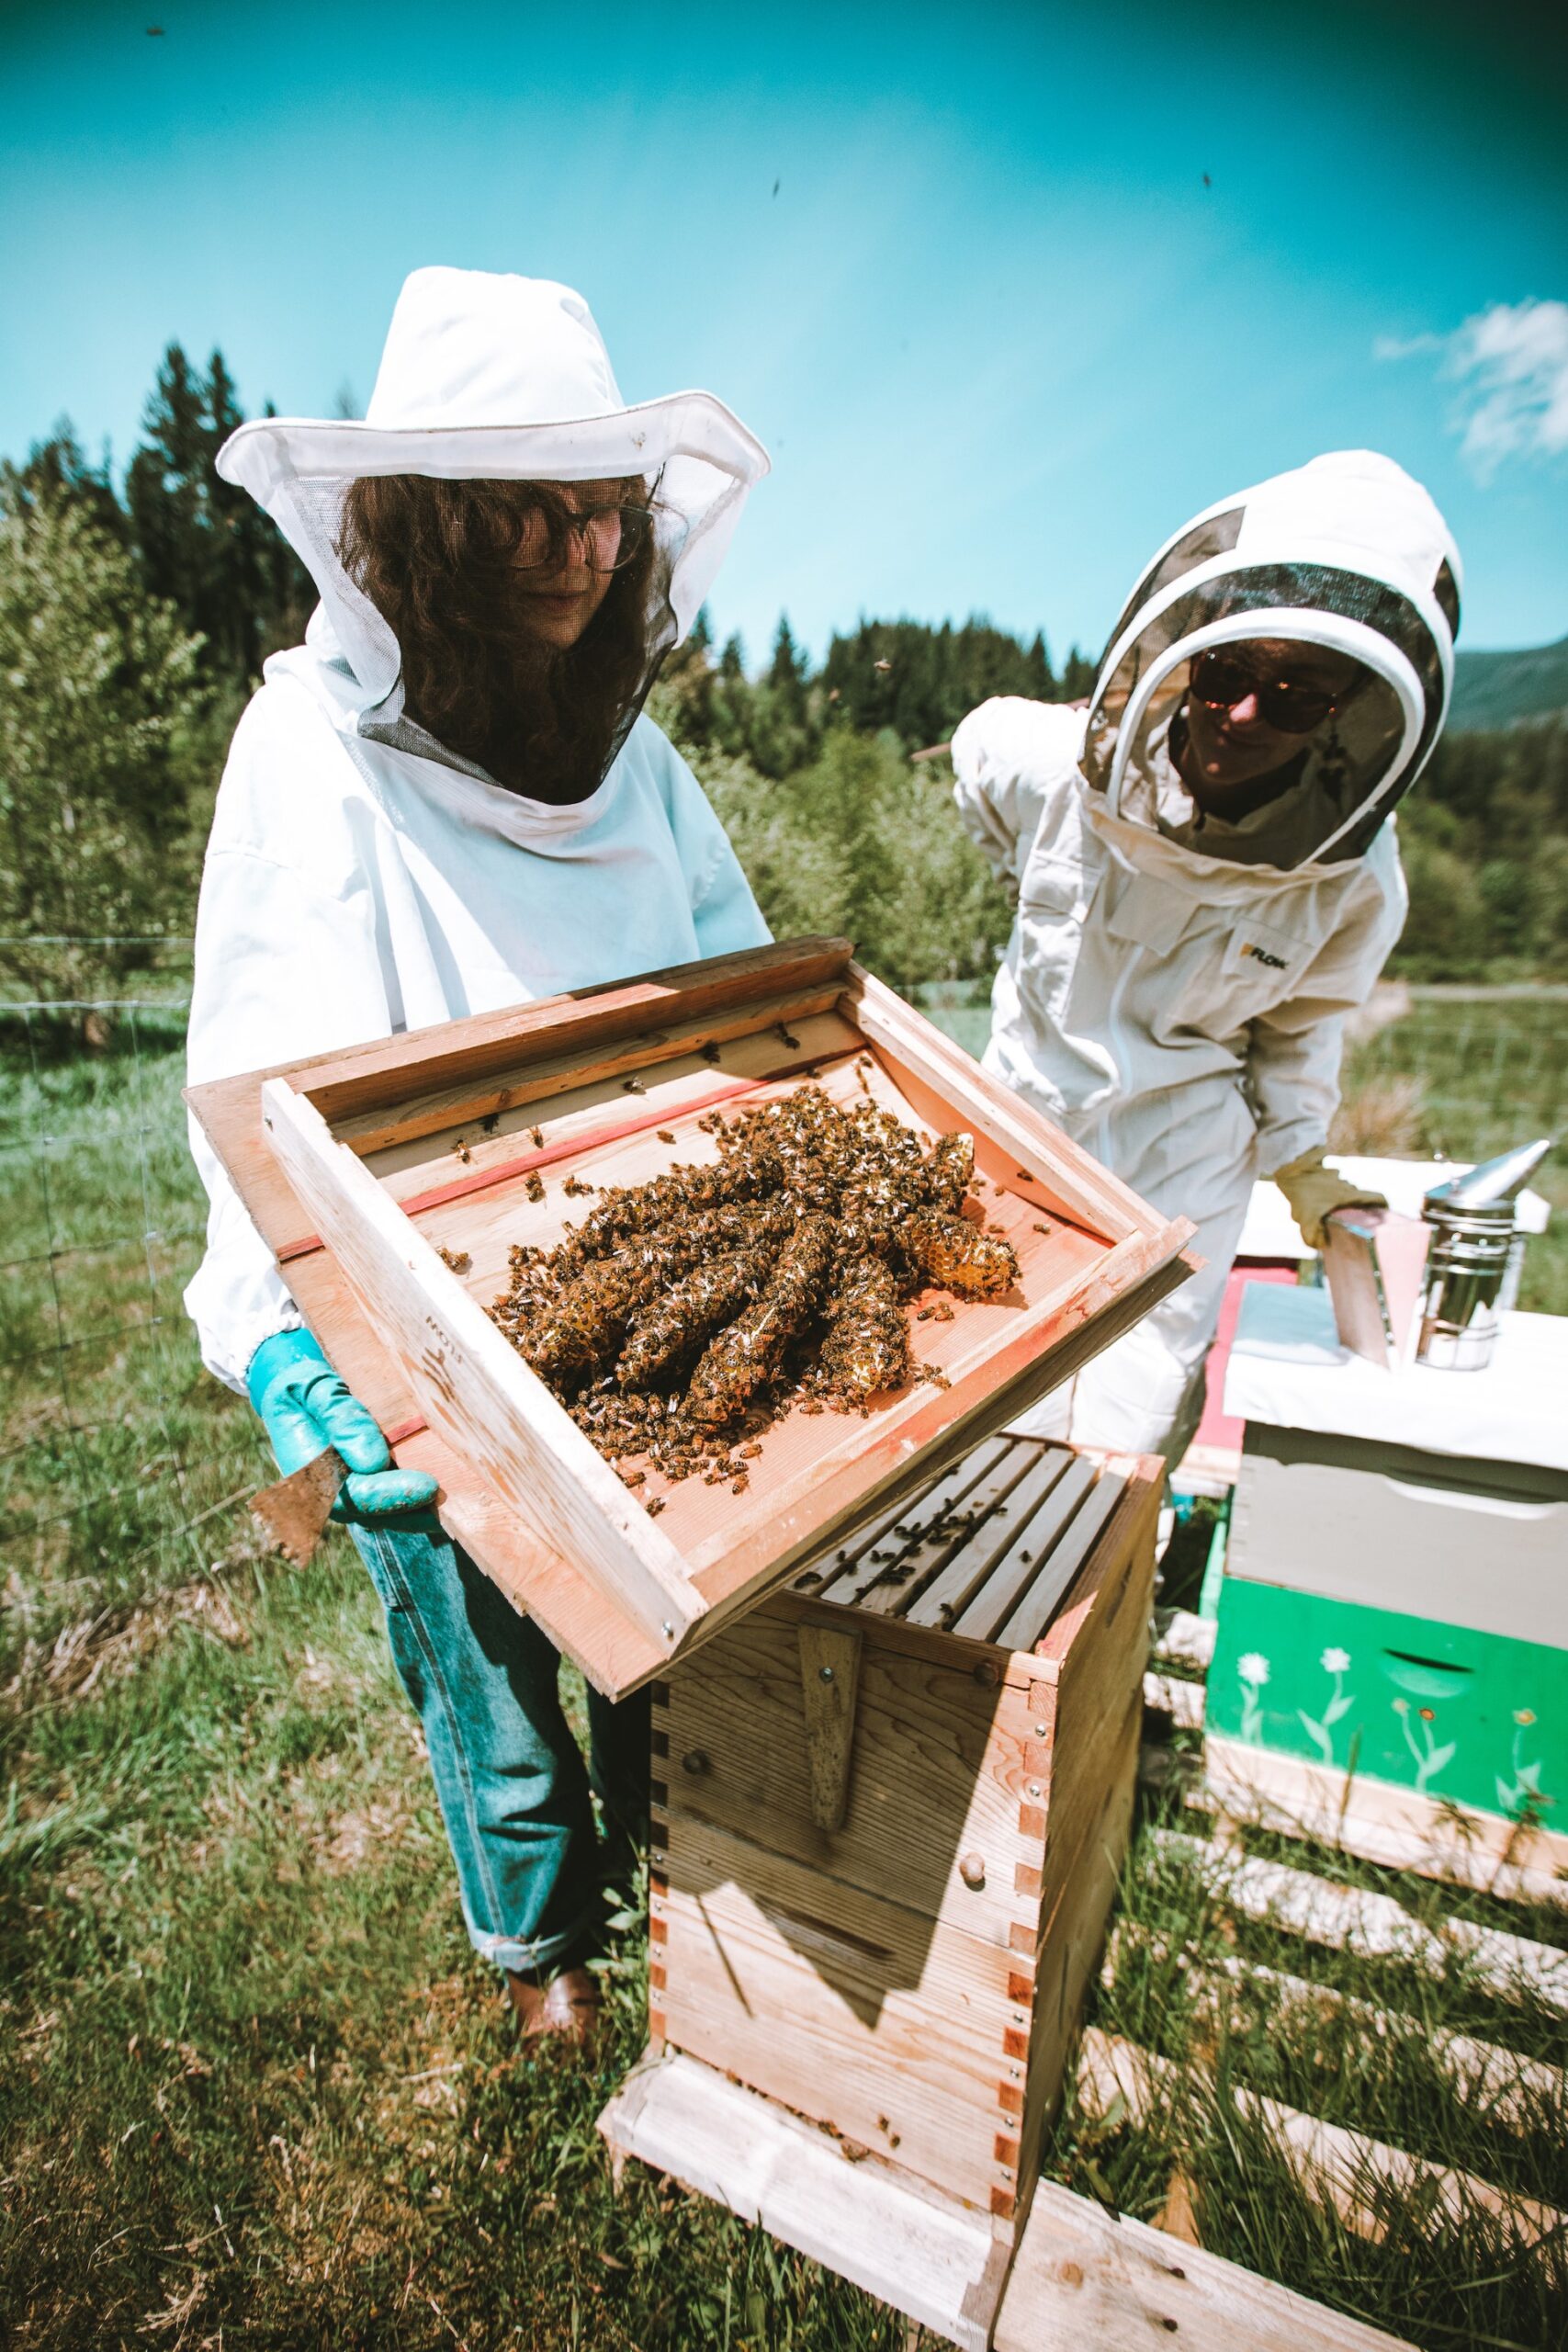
[{"x1": 1223, "y1": 1284, "x2": 1568, "y2": 1471}]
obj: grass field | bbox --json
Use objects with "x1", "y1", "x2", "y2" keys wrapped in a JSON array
[
  {"x1": 1337, "y1": 991, "x2": 1567, "y2": 1317},
  {"x1": 2, "y1": 997, "x2": 1564, "y2": 2350}
]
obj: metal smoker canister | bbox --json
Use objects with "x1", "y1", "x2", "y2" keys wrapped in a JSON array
[{"x1": 1416, "y1": 1139, "x2": 1551, "y2": 1374}]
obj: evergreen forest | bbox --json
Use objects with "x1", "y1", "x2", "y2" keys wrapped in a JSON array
[{"x1": 3, "y1": 340, "x2": 1565, "y2": 1001}]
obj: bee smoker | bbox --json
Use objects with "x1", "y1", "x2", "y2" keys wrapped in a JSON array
[{"x1": 1416, "y1": 1139, "x2": 1552, "y2": 1373}]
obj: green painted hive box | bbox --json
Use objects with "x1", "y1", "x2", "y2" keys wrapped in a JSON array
[
  {"x1": 1205, "y1": 1346, "x2": 1568, "y2": 1895},
  {"x1": 1208, "y1": 1576, "x2": 1564, "y2": 1826}
]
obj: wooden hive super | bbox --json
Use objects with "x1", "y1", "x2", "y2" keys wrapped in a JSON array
[
  {"x1": 186, "y1": 938, "x2": 1191, "y2": 1699},
  {"x1": 604, "y1": 1432, "x2": 1165, "y2": 2347}
]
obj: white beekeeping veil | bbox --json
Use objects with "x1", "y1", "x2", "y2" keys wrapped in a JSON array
[
  {"x1": 1081, "y1": 451, "x2": 1461, "y2": 870},
  {"x1": 215, "y1": 266, "x2": 769, "y2": 749}
]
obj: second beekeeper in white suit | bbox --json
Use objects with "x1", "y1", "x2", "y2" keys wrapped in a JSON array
[{"x1": 953, "y1": 450, "x2": 1461, "y2": 1462}]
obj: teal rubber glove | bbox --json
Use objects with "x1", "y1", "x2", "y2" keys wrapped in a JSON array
[{"x1": 247, "y1": 1329, "x2": 439, "y2": 1521}]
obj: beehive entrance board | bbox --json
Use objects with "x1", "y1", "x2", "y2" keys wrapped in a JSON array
[
  {"x1": 607, "y1": 1435, "x2": 1166, "y2": 2349},
  {"x1": 186, "y1": 938, "x2": 1193, "y2": 1700}
]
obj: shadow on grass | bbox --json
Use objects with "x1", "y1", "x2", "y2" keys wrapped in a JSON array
[
  {"x1": 1049, "y1": 1791, "x2": 1568, "y2": 2352},
  {"x1": 0, "y1": 1537, "x2": 908, "y2": 2352}
]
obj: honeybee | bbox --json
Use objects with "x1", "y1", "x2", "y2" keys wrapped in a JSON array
[
  {"x1": 820, "y1": 1253, "x2": 910, "y2": 1398},
  {"x1": 487, "y1": 1075, "x2": 1018, "y2": 1489},
  {"x1": 617, "y1": 1240, "x2": 775, "y2": 1391},
  {"x1": 686, "y1": 1215, "x2": 834, "y2": 1425}
]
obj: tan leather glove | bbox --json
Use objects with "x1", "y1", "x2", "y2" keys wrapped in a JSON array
[{"x1": 1273, "y1": 1147, "x2": 1389, "y2": 1251}]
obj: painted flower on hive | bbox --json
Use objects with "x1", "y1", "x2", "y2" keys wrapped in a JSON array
[
  {"x1": 1236, "y1": 1651, "x2": 1270, "y2": 1744},
  {"x1": 1497, "y1": 1711, "x2": 1547, "y2": 1820},
  {"x1": 1396, "y1": 1699, "x2": 1455, "y2": 1793},
  {"x1": 1298, "y1": 1645, "x2": 1356, "y2": 1766}
]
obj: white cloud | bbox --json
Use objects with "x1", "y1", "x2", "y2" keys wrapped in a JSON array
[{"x1": 1378, "y1": 299, "x2": 1568, "y2": 481}]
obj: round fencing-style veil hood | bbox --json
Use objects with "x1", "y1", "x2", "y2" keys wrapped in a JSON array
[
  {"x1": 1082, "y1": 451, "x2": 1461, "y2": 870},
  {"x1": 215, "y1": 266, "x2": 770, "y2": 728}
]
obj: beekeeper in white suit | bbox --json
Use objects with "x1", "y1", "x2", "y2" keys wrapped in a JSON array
[
  {"x1": 953, "y1": 451, "x2": 1461, "y2": 1463},
  {"x1": 184, "y1": 266, "x2": 771, "y2": 2043}
]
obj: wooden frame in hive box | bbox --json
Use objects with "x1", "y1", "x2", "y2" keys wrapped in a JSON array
[
  {"x1": 603, "y1": 1437, "x2": 1166, "y2": 2347},
  {"x1": 186, "y1": 937, "x2": 1193, "y2": 1699}
]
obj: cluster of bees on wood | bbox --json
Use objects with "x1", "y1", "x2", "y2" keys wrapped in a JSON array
[{"x1": 486, "y1": 1074, "x2": 1022, "y2": 1507}]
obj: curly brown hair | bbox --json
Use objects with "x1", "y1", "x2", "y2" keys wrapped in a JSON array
[{"x1": 335, "y1": 474, "x2": 667, "y2": 803}]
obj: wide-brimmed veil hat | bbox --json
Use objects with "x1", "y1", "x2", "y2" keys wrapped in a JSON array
[
  {"x1": 1082, "y1": 450, "x2": 1461, "y2": 870},
  {"x1": 216, "y1": 266, "x2": 770, "y2": 719}
]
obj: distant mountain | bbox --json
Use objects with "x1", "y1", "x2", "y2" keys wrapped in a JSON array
[{"x1": 1449, "y1": 636, "x2": 1568, "y2": 731}]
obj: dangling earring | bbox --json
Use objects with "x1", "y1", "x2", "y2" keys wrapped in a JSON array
[{"x1": 1317, "y1": 712, "x2": 1348, "y2": 792}]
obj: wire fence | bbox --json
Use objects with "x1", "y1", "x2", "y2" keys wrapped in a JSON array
[{"x1": 0, "y1": 956, "x2": 269, "y2": 1638}]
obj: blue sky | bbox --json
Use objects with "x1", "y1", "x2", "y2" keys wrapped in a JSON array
[{"x1": 4, "y1": 0, "x2": 1565, "y2": 664}]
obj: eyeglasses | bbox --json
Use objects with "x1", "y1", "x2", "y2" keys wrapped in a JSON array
[
  {"x1": 511, "y1": 499, "x2": 658, "y2": 575},
  {"x1": 1189, "y1": 649, "x2": 1339, "y2": 734}
]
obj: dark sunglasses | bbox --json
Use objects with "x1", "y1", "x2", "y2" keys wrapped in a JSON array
[{"x1": 1189, "y1": 648, "x2": 1339, "y2": 734}]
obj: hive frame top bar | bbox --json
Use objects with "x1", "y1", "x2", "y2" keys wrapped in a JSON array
[{"x1": 794, "y1": 1433, "x2": 1136, "y2": 1662}]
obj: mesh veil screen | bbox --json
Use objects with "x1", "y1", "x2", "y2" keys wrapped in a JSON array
[
  {"x1": 1083, "y1": 560, "x2": 1446, "y2": 867},
  {"x1": 265, "y1": 472, "x2": 689, "y2": 798}
]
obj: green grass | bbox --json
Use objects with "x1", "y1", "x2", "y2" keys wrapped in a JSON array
[
  {"x1": 1339, "y1": 994, "x2": 1567, "y2": 1317},
  {"x1": 3, "y1": 996, "x2": 1565, "y2": 2348},
  {"x1": 2, "y1": 1532, "x2": 912, "y2": 2350},
  {"x1": 0, "y1": 1005, "x2": 272, "y2": 1688},
  {"x1": 1069, "y1": 1815, "x2": 1567, "y2": 2352}
]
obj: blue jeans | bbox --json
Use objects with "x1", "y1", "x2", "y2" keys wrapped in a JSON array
[{"x1": 351, "y1": 1518, "x2": 650, "y2": 1975}]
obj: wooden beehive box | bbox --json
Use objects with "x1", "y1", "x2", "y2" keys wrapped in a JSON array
[
  {"x1": 187, "y1": 938, "x2": 1191, "y2": 1699},
  {"x1": 604, "y1": 1433, "x2": 1164, "y2": 2346}
]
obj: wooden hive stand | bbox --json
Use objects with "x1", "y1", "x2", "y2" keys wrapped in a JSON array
[{"x1": 600, "y1": 1432, "x2": 1165, "y2": 2347}]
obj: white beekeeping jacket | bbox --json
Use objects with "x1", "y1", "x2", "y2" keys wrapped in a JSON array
[
  {"x1": 953, "y1": 452, "x2": 1460, "y2": 1453},
  {"x1": 185, "y1": 268, "x2": 771, "y2": 1391}
]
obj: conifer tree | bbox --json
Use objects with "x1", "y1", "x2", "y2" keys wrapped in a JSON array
[
  {"x1": 17, "y1": 424, "x2": 127, "y2": 546},
  {"x1": 1024, "y1": 630, "x2": 1055, "y2": 699},
  {"x1": 767, "y1": 616, "x2": 810, "y2": 726},
  {"x1": 648, "y1": 605, "x2": 716, "y2": 745},
  {"x1": 1058, "y1": 645, "x2": 1098, "y2": 700},
  {"x1": 0, "y1": 468, "x2": 213, "y2": 1001},
  {"x1": 126, "y1": 345, "x2": 310, "y2": 682}
]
